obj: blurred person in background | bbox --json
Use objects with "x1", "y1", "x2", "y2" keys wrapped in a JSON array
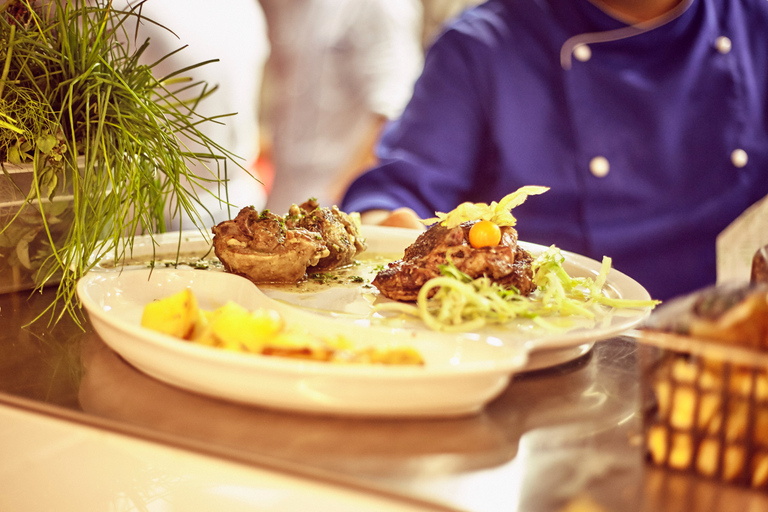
[
  {"x1": 116, "y1": 0, "x2": 270, "y2": 229},
  {"x1": 339, "y1": 0, "x2": 768, "y2": 301},
  {"x1": 258, "y1": 0, "x2": 424, "y2": 214},
  {"x1": 420, "y1": 0, "x2": 483, "y2": 48}
]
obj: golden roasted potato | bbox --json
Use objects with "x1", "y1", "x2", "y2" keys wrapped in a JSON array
[
  {"x1": 141, "y1": 290, "x2": 424, "y2": 366},
  {"x1": 140, "y1": 288, "x2": 202, "y2": 340},
  {"x1": 196, "y1": 301, "x2": 283, "y2": 352}
]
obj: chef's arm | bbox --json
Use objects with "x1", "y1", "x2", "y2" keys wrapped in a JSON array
[{"x1": 361, "y1": 207, "x2": 425, "y2": 230}]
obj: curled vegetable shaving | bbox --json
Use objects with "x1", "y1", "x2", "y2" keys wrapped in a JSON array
[
  {"x1": 421, "y1": 185, "x2": 550, "y2": 228},
  {"x1": 374, "y1": 246, "x2": 661, "y2": 332}
]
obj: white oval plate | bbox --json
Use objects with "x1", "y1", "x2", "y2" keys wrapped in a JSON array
[
  {"x1": 93, "y1": 225, "x2": 655, "y2": 369},
  {"x1": 77, "y1": 268, "x2": 529, "y2": 418}
]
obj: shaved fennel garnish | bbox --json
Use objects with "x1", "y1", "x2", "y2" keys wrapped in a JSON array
[{"x1": 420, "y1": 185, "x2": 550, "y2": 228}]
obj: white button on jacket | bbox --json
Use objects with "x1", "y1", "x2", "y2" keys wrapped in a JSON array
[
  {"x1": 716, "y1": 36, "x2": 732, "y2": 54},
  {"x1": 731, "y1": 148, "x2": 748, "y2": 168},
  {"x1": 589, "y1": 156, "x2": 610, "y2": 177},
  {"x1": 573, "y1": 44, "x2": 592, "y2": 62}
]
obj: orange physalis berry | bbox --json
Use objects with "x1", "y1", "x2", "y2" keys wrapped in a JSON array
[{"x1": 468, "y1": 220, "x2": 502, "y2": 248}]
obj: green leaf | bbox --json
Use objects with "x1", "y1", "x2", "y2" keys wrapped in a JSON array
[
  {"x1": 36, "y1": 134, "x2": 57, "y2": 154},
  {"x1": 45, "y1": 173, "x2": 58, "y2": 200},
  {"x1": 7, "y1": 145, "x2": 22, "y2": 164}
]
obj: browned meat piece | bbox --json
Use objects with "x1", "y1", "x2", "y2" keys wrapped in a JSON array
[
  {"x1": 373, "y1": 220, "x2": 536, "y2": 302},
  {"x1": 212, "y1": 206, "x2": 330, "y2": 283},
  {"x1": 285, "y1": 199, "x2": 367, "y2": 272}
]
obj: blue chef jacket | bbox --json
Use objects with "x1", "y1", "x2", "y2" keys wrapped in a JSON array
[{"x1": 340, "y1": 0, "x2": 768, "y2": 301}]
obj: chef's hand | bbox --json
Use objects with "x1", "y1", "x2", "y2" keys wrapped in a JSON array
[{"x1": 361, "y1": 208, "x2": 425, "y2": 230}]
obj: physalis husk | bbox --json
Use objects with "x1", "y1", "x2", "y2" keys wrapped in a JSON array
[{"x1": 421, "y1": 185, "x2": 549, "y2": 229}]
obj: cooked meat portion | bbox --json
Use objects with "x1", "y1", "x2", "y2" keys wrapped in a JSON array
[
  {"x1": 286, "y1": 199, "x2": 367, "y2": 272},
  {"x1": 373, "y1": 220, "x2": 536, "y2": 302},
  {"x1": 211, "y1": 200, "x2": 367, "y2": 284},
  {"x1": 212, "y1": 206, "x2": 329, "y2": 283}
]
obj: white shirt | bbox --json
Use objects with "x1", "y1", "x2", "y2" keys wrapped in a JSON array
[{"x1": 259, "y1": 0, "x2": 424, "y2": 213}]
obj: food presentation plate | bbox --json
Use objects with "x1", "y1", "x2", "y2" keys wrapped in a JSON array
[
  {"x1": 77, "y1": 268, "x2": 528, "y2": 418},
  {"x1": 92, "y1": 225, "x2": 654, "y2": 372}
]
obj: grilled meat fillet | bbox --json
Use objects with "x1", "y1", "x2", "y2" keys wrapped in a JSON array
[
  {"x1": 212, "y1": 207, "x2": 328, "y2": 283},
  {"x1": 285, "y1": 199, "x2": 367, "y2": 272},
  {"x1": 373, "y1": 220, "x2": 536, "y2": 302},
  {"x1": 212, "y1": 200, "x2": 367, "y2": 284}
]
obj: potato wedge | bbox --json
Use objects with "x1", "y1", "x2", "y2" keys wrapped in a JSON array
[
  {"x1": 196, "y1": 301, "x2": 283, "y2": 352},
  {"x1": 140, "y1": 288, "x2": 201, "y2": 340}
]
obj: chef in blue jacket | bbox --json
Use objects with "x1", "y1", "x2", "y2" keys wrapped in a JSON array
[{"x1": 340, "y1": 0, "x2": 768, "y2": 301}]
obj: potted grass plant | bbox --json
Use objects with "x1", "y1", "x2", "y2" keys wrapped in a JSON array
[{"x1": 0, "y1": 0, "x2": 243, "y2": 323}]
